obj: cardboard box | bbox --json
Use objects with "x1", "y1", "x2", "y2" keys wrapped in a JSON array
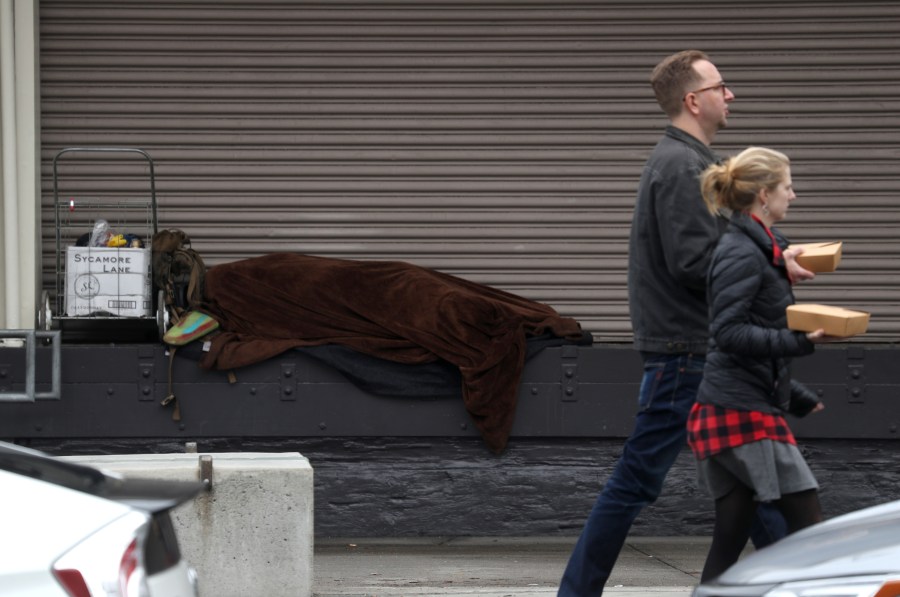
[
  {"x1": 65, "y1": 246, "x2": 152, "y2": 317},
  {"x1": 788, "y1": 241, "x2": 842, "y2": 273},
  {"x1": 786, "y1": 303, "x2": 870, "y2": 337}
]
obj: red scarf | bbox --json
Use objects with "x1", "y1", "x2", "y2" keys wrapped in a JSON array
[{"x1": 750, "y1": 214, "x2": 792, "y2": 284}]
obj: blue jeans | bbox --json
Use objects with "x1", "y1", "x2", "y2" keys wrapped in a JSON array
[{"x1": 558, "y1": 353, "x2": 786, "y2": 596}]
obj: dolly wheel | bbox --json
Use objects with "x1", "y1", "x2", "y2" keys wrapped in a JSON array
[{"x1": 37, "y1": 290, "x2": 53, "y2": 331}]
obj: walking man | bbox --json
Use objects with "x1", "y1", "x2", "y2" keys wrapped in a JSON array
[{"x1": 557, "y1": 50, "x2": 814, "y2": 596}]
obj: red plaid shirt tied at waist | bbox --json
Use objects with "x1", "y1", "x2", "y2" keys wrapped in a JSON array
[{"x1": 687, "y1": 402, "x2": 797, "y2": 460}]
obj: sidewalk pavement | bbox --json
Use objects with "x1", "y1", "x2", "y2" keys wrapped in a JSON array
[{"x1": 314, "y1": 536, "x2": 714, "y2": 597}]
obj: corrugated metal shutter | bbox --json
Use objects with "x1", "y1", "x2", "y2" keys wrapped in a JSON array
[{"x1": 39, "y1": 1, "x2": 900, "y2": 342}]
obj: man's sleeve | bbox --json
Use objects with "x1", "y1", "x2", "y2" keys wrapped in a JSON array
[{"x1": 654, "y1": 164, "x2": 721, "y2": 292}]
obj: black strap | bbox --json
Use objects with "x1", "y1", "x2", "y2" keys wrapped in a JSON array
[{"x1": 160, "y1": 347, "x2": 181, "y2": 421}]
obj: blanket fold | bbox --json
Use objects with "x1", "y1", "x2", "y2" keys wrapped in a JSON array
[{"x1": 199, "y1": 253, "x2": 588, "y2": 453}]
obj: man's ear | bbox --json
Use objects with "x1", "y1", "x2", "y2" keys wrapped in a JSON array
[{"x1": 683, "y1": 93, "x2": 701, "y2": 116}]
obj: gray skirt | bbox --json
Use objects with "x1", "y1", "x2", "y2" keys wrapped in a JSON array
[{"x1": 696, "y1": 439, "x2": 818, "y2": 502}]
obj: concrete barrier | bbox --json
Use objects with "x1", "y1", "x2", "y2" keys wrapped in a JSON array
[{"x1": 61, "y1": 451, "x2": 313, "y2": 597}]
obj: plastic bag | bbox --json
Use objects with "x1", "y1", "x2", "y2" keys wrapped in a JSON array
[{"x1": 89, "y1": 219, "x2": 111, "y2": 247}]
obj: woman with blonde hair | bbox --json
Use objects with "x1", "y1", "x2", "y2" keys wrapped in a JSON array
[{"x1": 689, "y1": 146, "x2": 830, "y2": 581}]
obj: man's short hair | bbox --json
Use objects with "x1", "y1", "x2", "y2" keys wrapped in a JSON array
[{"x1": 650, "y1": 50, "x2": 709, "y2": 118}]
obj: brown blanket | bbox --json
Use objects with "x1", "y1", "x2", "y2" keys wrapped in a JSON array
[{"x1": 198, "y1": 253, "x2": 587, "y2": 452}]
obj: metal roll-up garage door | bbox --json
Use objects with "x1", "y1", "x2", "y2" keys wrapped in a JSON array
[{"x1": 39, "y1": 1, "x2": 900, "y2": 342}]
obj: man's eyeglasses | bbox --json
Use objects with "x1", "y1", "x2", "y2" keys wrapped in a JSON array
[{"x1": 684, "y1": 82, "x2": 728, "y2": 100}]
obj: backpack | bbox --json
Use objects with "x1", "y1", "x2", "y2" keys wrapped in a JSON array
[
  {"x1": 151, "y1": 229, "x2": 206, "y2": 326},
  {"x1": 151, "y1": 229, "x2": 209, "y2": 422}
]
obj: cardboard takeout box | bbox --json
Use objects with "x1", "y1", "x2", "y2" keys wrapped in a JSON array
[
  {"x1": 788, "y1": 241, "x2": 842, "y2": 273},
  {"x1": 786, "y1": 303, "x2": 870, "y2": 337}
]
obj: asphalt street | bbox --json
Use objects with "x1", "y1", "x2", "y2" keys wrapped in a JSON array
[{"x1": 314, "y1": 536, "x2": 719, "y2": 597}]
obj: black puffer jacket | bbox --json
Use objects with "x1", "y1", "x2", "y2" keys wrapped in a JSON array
[{"x1": 696, "y1": 212, "x2": 816, "y2": 414}]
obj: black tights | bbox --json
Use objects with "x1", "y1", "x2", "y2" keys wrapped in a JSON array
[{"x1": 701, "y1": 485, "x2": 822, "y2": 582}]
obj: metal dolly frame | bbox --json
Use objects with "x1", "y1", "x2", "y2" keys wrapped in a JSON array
[{"x1": 46, "y1": 147, "x2": 164, "y2": 341}]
